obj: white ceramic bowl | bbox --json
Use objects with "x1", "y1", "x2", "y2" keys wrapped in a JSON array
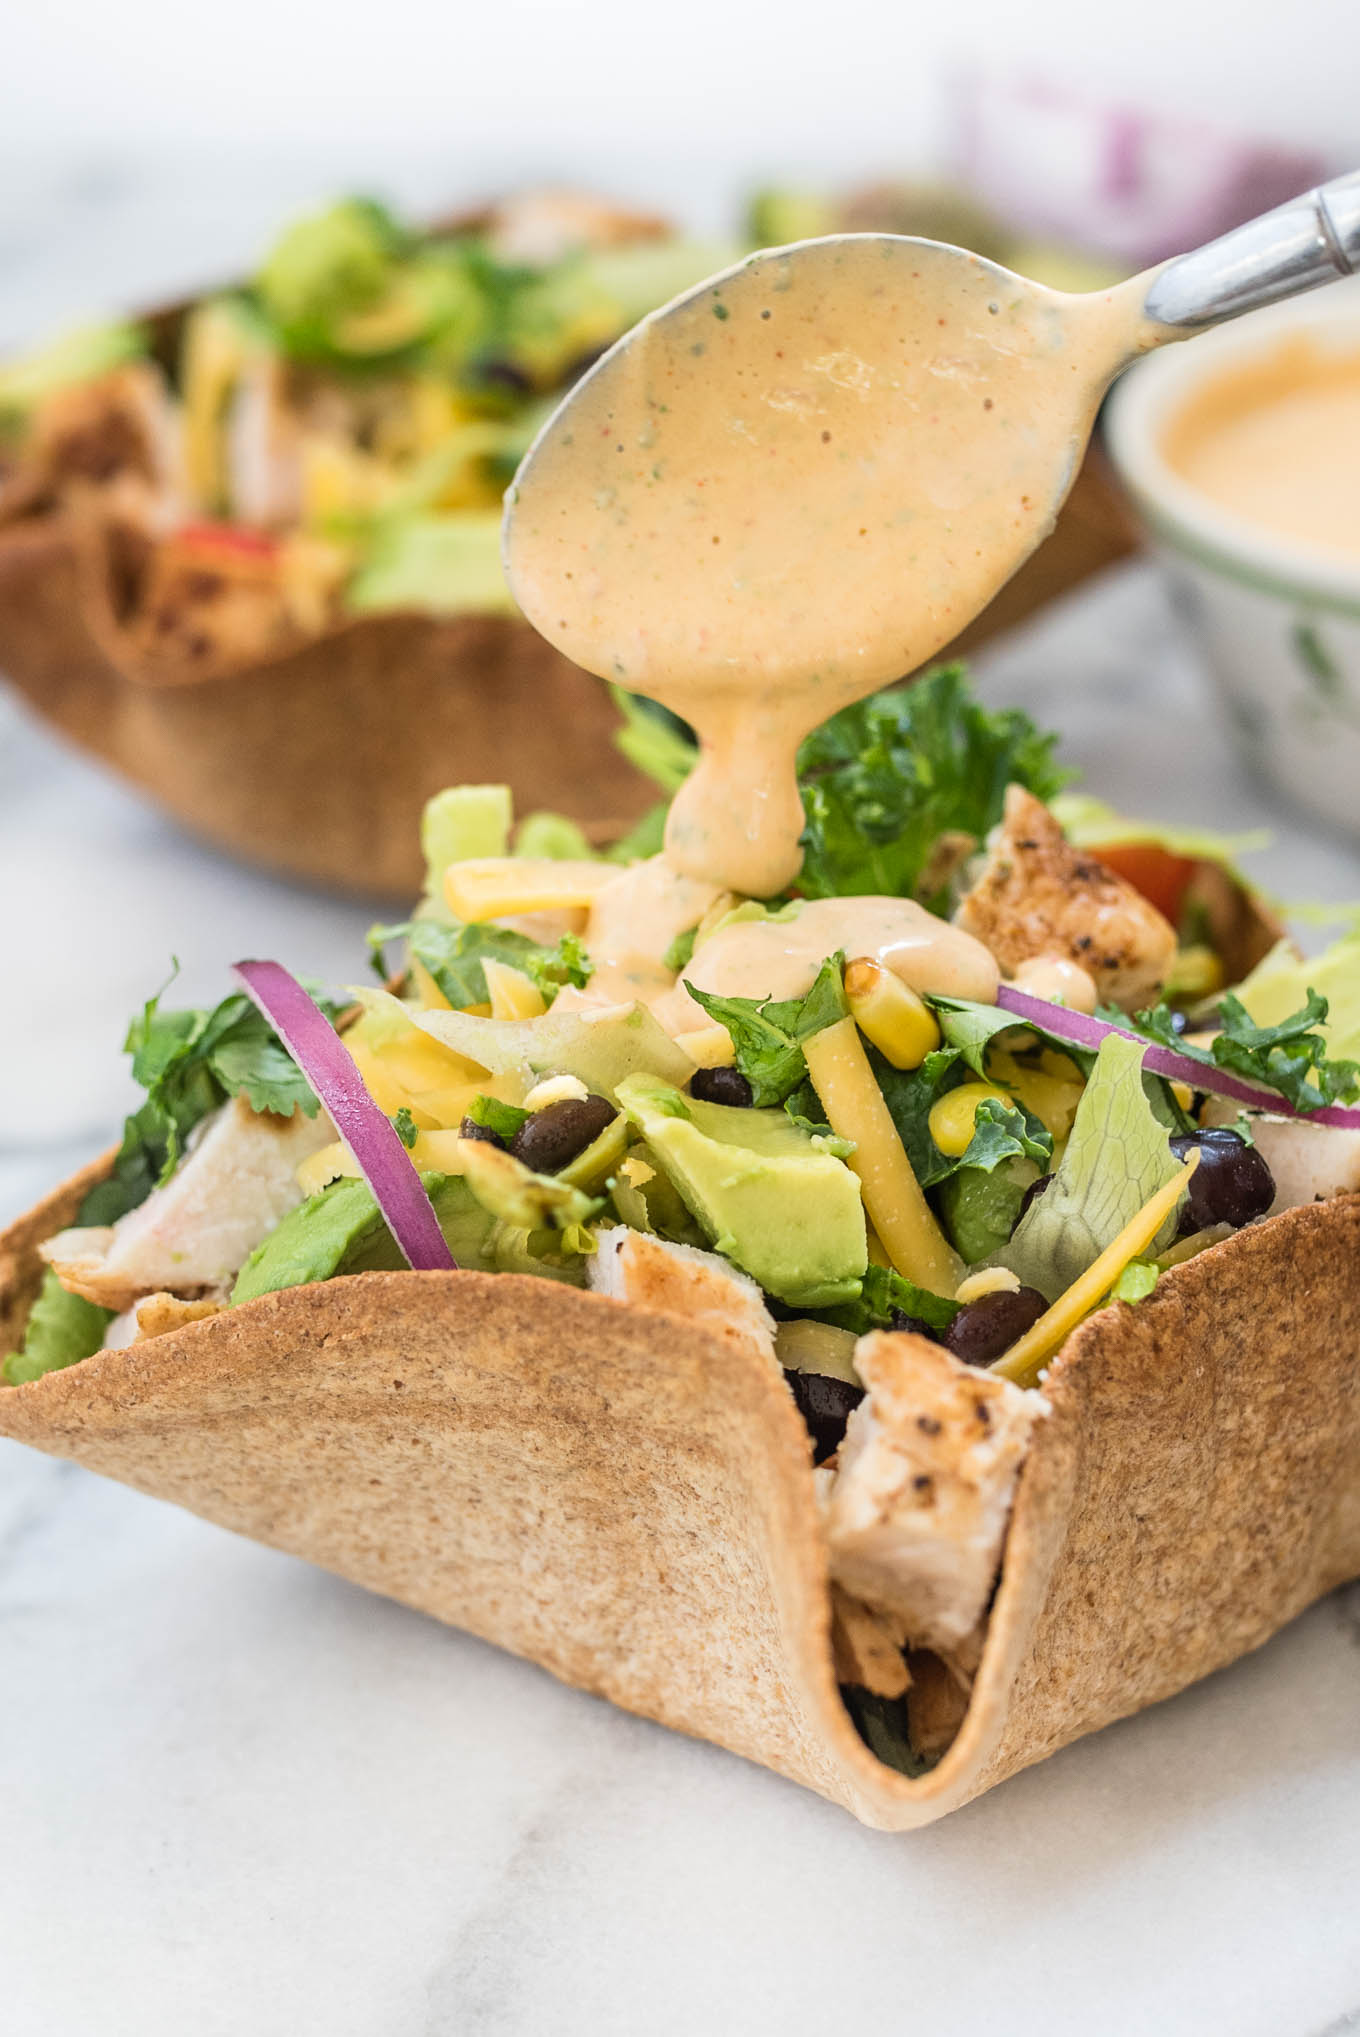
[{"x1": 1105, "y1": 279, "x2": 1360, "y2": 840}]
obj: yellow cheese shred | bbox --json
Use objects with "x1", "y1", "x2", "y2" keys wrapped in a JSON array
[
  {"x1": 803, "y1": 1016, "x2": 963, "y2": 1296},
  {"x1": 991, "y1": 1153, "x2": 1199, "y2": 1388},
  {"x1": 443, "y1": 857, "x2": 618, "y2": 922}
]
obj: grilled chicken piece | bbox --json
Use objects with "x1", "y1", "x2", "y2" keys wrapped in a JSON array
[
  {"x1": 821, "y1": 1330, "x2": 1045, "y2": 1653},
  {"x1": 41, "y1": 1095, "x2": 334, "y2": 1312},
  {"x1": 484, "y1": 190, "x2": 669, "y2": 267},
  {"x1": 26, "y1": 362, "x2": 179, "y2": 509},
  {"x1": 588, "y1": 1226, "x2": 777, "y2": 1368},
  {"x1": 829, "y1": 1586, "x2": 911, "y2": 1699},
  {"x1": 955, "y1": 784, "x2": 1178, "y2": 1011}
]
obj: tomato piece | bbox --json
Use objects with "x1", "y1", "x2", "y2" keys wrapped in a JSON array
[
  {"x1": 174, "y1": 521, "x2": 279, "y2": 560},
  {"x1": 1093, "y1": 842, "x2": 1198, "y2": 925}
]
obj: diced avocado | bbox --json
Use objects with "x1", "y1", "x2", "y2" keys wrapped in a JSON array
[
  {"x1": 936, "y1": 1155, "x2": 1039, "y2": 1265},
  {"x1": 422, "y1": 784, "x2": 512, "y2": 885},
  {"x1": 345, "y1": 512, "x2": 515, "y2": 616},
  {"x1": 3, "y1": 1269, "x2": 114, "y2": 1386},
  {"x1": 615, "y1": 1074, "x2": 867, "y2": 1308},
  {"x1": 256, "y1": 198, "x2": 404, "y2": 345},
  {"x1": 0, "y1": 321, "x2": 146, "y2": 432}
]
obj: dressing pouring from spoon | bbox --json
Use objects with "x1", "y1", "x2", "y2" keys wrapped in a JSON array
[{"x1": 504, "y1": 173, "x2": 1360, "y2": 900}]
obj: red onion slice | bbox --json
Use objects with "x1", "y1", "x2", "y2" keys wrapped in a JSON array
[
  {"x1": 233, "y1": 959, "x2": 457, "y2": 1272},
  {"x1": 993, "y1": 984, "x2": 1360, "y2": 1132}
]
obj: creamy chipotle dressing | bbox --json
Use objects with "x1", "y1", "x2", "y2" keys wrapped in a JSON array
[
  {"x1": 506, "y1": 237, "x2": 1159, "y2": 897},
  {"x1": 1163, "y1": 334, "x2": 1360, "y2": 561}
]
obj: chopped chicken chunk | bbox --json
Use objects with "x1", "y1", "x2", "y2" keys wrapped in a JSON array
[
  {"x1": 955, "y1": 785, "x2": 1177, "y2": 1011},
  {"x1": 588, "y1": 1227, "x2": 776, "y2": 1367},
  {"x1": 41, "y1": 1095, "x2": 334, "y2": 1312},
  {"x1": 830, "y1": 1586, "x2": 911, "y2": 1699},
  {"x1": 821, "y1": 1330, "x2": 1045, "y2": 1653}
]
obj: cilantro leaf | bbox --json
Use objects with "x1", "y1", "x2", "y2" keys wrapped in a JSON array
[
  {"x1": 393, "y1": 1106, "x2": 419, "y2": 1149},
  {"x1": 682, "y1": 954, "x2": 848, "y2": 1106},
  {"x1": 80, "y1": 970, "x2": 341, "y2": 1225},
  {"x1": 524, "y1": 932, "x2": 594, "y2": 995},
  {"x1": 795, "y1": 663, "x2": 1070, "y2": 905},
  {"x1": 1125, "y1": 989, "x2": 1360, "y2": 1114}
]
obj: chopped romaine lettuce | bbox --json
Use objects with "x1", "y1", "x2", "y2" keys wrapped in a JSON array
[
  {"x1": 999, "y1": 1034, "x2": 1185, "y2": 1301},
  {"x1": 3, "y1": 1270, "x2": 114, "y2": 1386},
  {"x1": 816, "y1": 1262, "x2": 959, "y2": 1337}
]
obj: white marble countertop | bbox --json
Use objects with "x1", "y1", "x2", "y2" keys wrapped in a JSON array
[{"x1": 4, "y1": 561, "x2": 1360, "y2": 2037}]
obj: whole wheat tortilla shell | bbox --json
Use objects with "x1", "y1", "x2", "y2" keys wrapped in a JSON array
[
  {"x1": 0, "y1": 443, "x2": 1136, "y2": 899},
  {"x1": 0, "y1": 515, "x2": 656, "y2": 897},
  {"x1": 2, "y1": 1155, "x2": 1356, "y2": 1827}
]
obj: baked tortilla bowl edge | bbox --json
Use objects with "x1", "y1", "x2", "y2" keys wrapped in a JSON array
[{"x1": 2, "y1": 1159, "x2": 1356, "y2": 1828}]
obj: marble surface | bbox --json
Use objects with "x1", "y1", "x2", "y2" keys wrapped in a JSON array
[{"x1": 4, "y1": 559, "x2": 1360, "y2": 2036}]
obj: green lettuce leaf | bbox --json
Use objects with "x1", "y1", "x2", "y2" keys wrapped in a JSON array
[
  {"x1": 369, "y1": 917, "x2": 591, "y2": 1008},
  {"x1": 609, "y1": 688, "x2": 697, "y2": 793},
  {"x1": 466, "y1": 1094, "x2": 531, "y2": 1140},
  {"x1": 3, "y1": 1270, "x2": 114, "y2": 1386},
  {"x1": 998, "y1": 1033, "x2": 1184, "y2": 1301},
  {"x1": 795, "y1": 663, "x2": 1070, "y2": 905},
  {"x1": 816, "y1": 1262, "x2": 959, "y2": 1337},
  {"x1": 683, "y1": 954, "x2": 848, "y2": 1106}
]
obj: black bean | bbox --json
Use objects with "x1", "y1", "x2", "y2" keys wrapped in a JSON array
[
  {"x1": 944, "y1": 1286, "x2": 1049, "y2": 1368},
  {"x1": 509, "y1": 1094, "x2": 616, "y2": 1173},
  {"x1": 690, "y1": 1066, "x2": 754, "y2": 1107},
  {"x1": 784, "y1": 1368, "x2": 865, "y2": 1463},
  {"x1": 888, "y1": 1308, "x2": 940, "y2": 1340},
  {"x1": 1012, "y1": 1170, "x2": 1052, "y2": 1231},
  {"x1": 1169, "y1": 1127, "x2": 1275, "y2": 1232},
  {"x1": 458, "y1": 1116, "x2": 504, "y2": 1147}
]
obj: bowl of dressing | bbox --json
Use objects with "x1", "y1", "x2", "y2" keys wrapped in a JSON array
[{"x1": 1105, "y1": 278, "x2": 1360, "y2": 838}]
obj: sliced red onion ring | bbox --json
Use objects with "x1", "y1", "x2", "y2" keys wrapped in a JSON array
[
  {"x1": 993, "y1": 984, "x2": 1360, "y2": 1132},
  {"x1": 233, "y1": 959, "x2": 457, "y2": 1272}
]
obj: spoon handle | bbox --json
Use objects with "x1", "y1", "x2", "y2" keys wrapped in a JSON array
[{"x1": 1143, "y1": 170, "x2": 1360, "y2": 329}]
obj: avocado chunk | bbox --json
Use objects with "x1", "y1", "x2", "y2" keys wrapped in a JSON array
[
  {"x1": 936, "y1": 1155, "x2": 1039, "y2": 1265},
  {"x1": 614, "y1": 1074, "x2": 867, "y2": 1308}
]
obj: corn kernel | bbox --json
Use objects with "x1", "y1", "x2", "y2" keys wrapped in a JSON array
[
  {"x1": 844, "y1": 957, "x2": 941, "y2": 1070},
  {"x1": 928, "y1": 1082, "x2": 1012, "y2": 1158},
  {"x1": 1171, "y1": 1080, "x2": 1196, "y2": 1113}
]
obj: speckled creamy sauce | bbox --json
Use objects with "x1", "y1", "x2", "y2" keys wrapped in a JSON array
[
  {"x1": 1163, "y1": 334, "x2": 1360, "y2": 562},
  {"x1": 506, "y1": 237, "x2": 1159, "y2": 899}
]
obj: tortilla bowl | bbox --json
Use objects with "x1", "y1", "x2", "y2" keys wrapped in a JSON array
[
  {"x1": 2, "y1": 1155, "x2": 1356, "y2": 1827},
  {"x1": 0, "y1": 447, "x2": 1135, "y2": 900},
  {"x1": 0, "y1": 515, "x2": 661, "y2": 898}
]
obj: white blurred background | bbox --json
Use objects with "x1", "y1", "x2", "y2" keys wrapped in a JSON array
[{"x1": 2, "y1": 0, "x2": 1358, "y2": 343}]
